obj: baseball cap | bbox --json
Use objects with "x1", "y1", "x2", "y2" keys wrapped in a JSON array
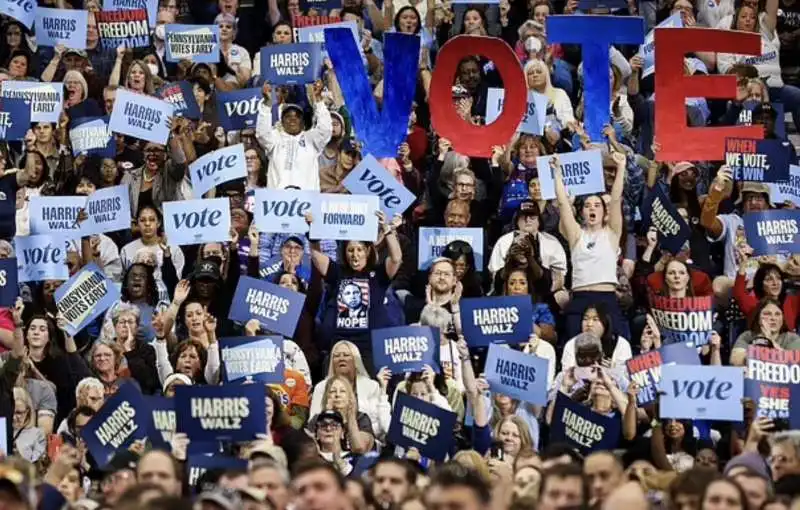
[
  {"x1": 517, "y1": 200, "x2": 540, "y2": 217},
  {"x1": 64, "y1": 49, "x2": 89, "y2": 59},
  {"x1": 315, "y1": 410, "x2": 345, "y2": 429},
  {"x1": 281, "y1": 103, "x2": 303, "y2": 118},
  {"x1": 102, "y1": 450, "x2": 140, "y2": 475},
  {"x1": 340, "y1": 138, "x2": 361, "y2": 155},
  {"x1": 197, "y1": 488, "x2": 242, "y2": 510},
  {"x1": 192, "y1": 260, "x2": 221, "y2": 281}
]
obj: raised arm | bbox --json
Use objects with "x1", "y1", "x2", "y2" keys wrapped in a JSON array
[
  {"x1": 700, "y1": 167, "x2": 732, "y2": 240},
  {"x1": 109, "y1": 46, "x2": 126, "y2": 87},
  {"x1": 607, "y1": 150, "x2": 627, "y2": 238},
  {"x1": 379, "y1": 212, "x2": 402, "y2": 279},
  {"x1": 764, "y1": 0, "x2": 779, "y2": 34},
  {"x1": 551, "y1": 156, "x2": 581, "y2": 247},
  {"x1": 304, "y1": 212, "x2": 331, "y2": 277}
]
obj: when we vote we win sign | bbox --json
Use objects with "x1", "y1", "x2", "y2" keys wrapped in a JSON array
[{"x1": 724, "y1": 138, "x2": 790, "y2": 183}]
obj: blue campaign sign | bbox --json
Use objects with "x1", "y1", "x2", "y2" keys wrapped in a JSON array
[
  {"x1": 417, "y1": 227, "x2": 484, "y2": 270},
  {"x1": 157, "y1": 81, "x2": 201, "y2": 119},
  {"x1": 144, "y1": 395, "x2": 175, "y2": 448},
  {"x1": 550, "y1": 392, "x2": 621, "y2": 454},
  {"x1": 0, "y1": 97, "x2": 31, "y2": 141},
  {"x1": 190, "y1": 144, "x2": 246, "y2": 196},
  {"x1": 96, "y1": 9, "x2": 150, "y2": 50},
  {"x1": 219, "y1": 336, "x2": 284, "y2": 384},
  {"x1": 163, "y1": 198, "x2": 231, "y2": 246},
  {"x1": 310, "y1": 193, "x2": 380, "y2": 242},
  {"x1": 726, "y1": 138, "x2": 791, "y2": 183},
  {"x1": 103, "y1": 0, "x2": 157, "y2": 28},
  {"x1": 297, "y1": 21, "x2": 360, "y2": 55},
  {"x1": 0, "y1": 258, "x2": 18, "y2": 307},
  {"x1": 165, "y1": 24, "x2": 220, "y2": 63},
  {"x1": 81, "y1": 383, "x2": 153, "y2": 466},
  {"x1": 1, "y1": 81, "x2": 63, "y2": 123},
  {"x1": 371, "y1": 326, "x2": 440, "y2": 374},
  {"x1": 69, "y1": 117, "x2": 115, "y2": 158},
  {"x1": 253, "y1": 188, "x2": 314, "y2": 234},
  {"x1": 744, "y1": 210, "x2": 800, "y2": 257},
  {"x1": 216, "y1": 88, "x2": 263, "y2": 131},
  {"x1": 229, "y1": 276, "x2": 306, "y2": 337},
  {"x1": 174, "y1": 384, "x2": 267, "y2": 442},
  {"x1": 769, "y1": 165, "x2": 800, "y2": 205},
  {"x1": 535, "y1": 150, "x2": 605, "y2": 200},
  {"x1": 651, "y1": 295, "x2": 714, "y2": 347},
  {"x1": 640, "y1": 13, "x2": 682, "y2": 77},
  {"x1": 260, "y1": 43, "x2": 322, "y2": 85},
  {"x1": 460, "y1": 296, "x2": 534, "y2": 347},
  {"x1": 640, "y1": 185, "x2": 691, "y2": 254},
  {"x1": 484, "y1": 343, "x2": 549, "y2": 405},
  {"x1": 738, "y1": 101, "x2": 786, "y2": 139},
  {"x1": 578, "y1": 0, "x2": 627, "y2": 8},
  {"x1": 745, "y1": 346, "x2": 800, "y2": 429},
  {"x1": 387, "y1": 392, "x2": 457, "y2": 461},
  {"x1": 300, "y1": 0, "x2": 342, "y2": 10},
  {"x1": 626, "y1": 343, "x2": 700, "y2": 406},
  {"x1": 29, "y1": 196, "x2": 85, "y2": 239},
  {"x1": 187, "y1": 455, "x2": 247, "y2": 489},
  {"x1": 661, "y1": 365, "x2": 744, "y2": 421},
  {"x1": 54, "y1": 263, "x2": 121, "y2": 336},
  {"x1": 15, "y1": 235, "x2": 69, "y2": 282},
  {"x1": 486, "y1": 88, "x2": 548, "y2": 136},
  {"x1": 35, "y1": 8, "x2": 88, "y2": 49},
  {"x1": 80, "y1": 184, "x2": 132, "y2": 236},
  {"x1": 547, "y1": 15, "x2": 645, "y2": 140},
  {"x1": 0, "y1": 0, "x2": 36, "y2": 29},
  {"x1": 342, "y1": 154, "x2": 416, "y2": 217},
  {"x1": 109, "y1": 88, "x2": 174, "y2": 145}
]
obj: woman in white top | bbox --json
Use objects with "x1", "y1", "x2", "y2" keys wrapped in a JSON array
[
  {"x1": 561, "y1": 304, "x2": 632, "y2": 369},
  {"x1": 216, "y1": 13, "x2": 252, "y2": 87},
  {"x1": 526, "y1": 59, "x2": 576, "y2": 128},
  {"x1": 419, "y1": 304, "x2": 464, "y2": 392},
  {"x1": 309, "y1": 340, "x2": 391, "y2": 438},
  {"x1": 717, "y1": 0, "x2": 800, "y2": 132},
  {"x1": 550, "y1": 151, "x2": 627, "y2": 340}
]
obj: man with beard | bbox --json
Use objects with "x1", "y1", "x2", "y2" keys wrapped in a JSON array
[
  {"x1": 405, "y1": 258, "x2": 460, "y2": 337},
  {"x1": 370, "y1": 458, "x2": 418, "y2": 509}
]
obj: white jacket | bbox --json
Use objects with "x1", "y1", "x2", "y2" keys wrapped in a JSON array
[
  {"x1": 255, "y1": 100, "x2": 332, "y2": 191},
  {"x1": 310, "y1": 375, "x2": 391, "y2": 438}
]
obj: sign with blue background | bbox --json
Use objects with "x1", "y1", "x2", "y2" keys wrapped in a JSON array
[
  {"x1": 460, "y1": 296, "x2": 534, "y2": 347},
  {"x1": 343, "y1": 155, "x2": 416, "y2": 217},
  {"x1": 0, "y1": 258, "x2": 18, "y2": 307},
  {"x1": 744, "y1": 210, "x2": 800, "y2": 256},
  {"x1": 70, "y1": 117, "x2": 115, "y2": 157},
  {"x1": 535, "y1": 150, "x2": 605, "y2": 200},
  {"x1": 163, "y1": 198, "x2": 231, "y2": 246},
  {"x1": 175, "y1": 384, "x2": 267, "y2": 442},
  {"x1": 157, "y1": 81, "x2": 201, "y2": 119},
  {"x1": 229, "y1": 276, "x2": 306, "y2": 337},
  {"x1": 417, "y1": 227, "x2": 483, "y2": 270},
  {"x1": 387, "y1": 392, "x2": 457, "y2": 461},
  {"x1": 769, "y1": 165, "x2": 800, "y2": 205},
  {"x1": 0, "y1": 97, "x2": 31, "y2": 141},
  {"x1": 165, "y1": 24, "x2": 220, "y2": 63},
  {"x1": 640, "y1": 185, "x2": 692, "y2": 254},
  {"x1": 54, "y1": 263, "x2": 120, "y2": 335},
  {"x1": 650, "y1": 295, "x2": 714, "y2": 347},
  {"x1": 660, "y1": 365, "x2": 744, "y2": 421},
  {"x1": 15, "y1": 235, "x2": 69, "y2": 282},
  {"x1": 96, "y1": 9, "x2": 150, "y2": 50},
  {"x1": 0, "y1": 0, "x2": 36, "y2": 28},
  {"x1": 372, "y1": 326, "x2": 440, "y2": 374},
  {"x1": 80, "y1": 184, "x2": 131, "y2": 236},
  {"x1": 297, "y1": 21, "x2": 360, "y2": 57},
  {"x1": 219, "y1": 336, "x2": 284, "y2": 384},
  {"x1": 253, "y1": 188, "x2": 314, "y2": 234},
  {"x1": 640, "y1": 13, "x2": 682, "y2": 77},
  {"x1": 187, "y1": 455, "x2": 247, "y2": 490},
  {"x1": 190, "y1": 144, "x2": 246, "y2": 197},
  {"x1": 35, "y1": 8, "x2": 88, "y2": 49},
  {"x1": 486, "y1": 89, "x2": 548, "y2": 136},
  {"x1": 725, "y1": 138, "x2": 791, "y2": 183},
  {"x1": 310, "y1": 194, "x2": 380, "y2": 242},
  {"x1": 1, "y1": 81, "x2": 63, "y2": 124},
  {"x1": 550, "y1": 392, "x2": 621, "y2": 454},
  {"x1": 260, "y1": 43, "x2": 322, "y2": 85},
  {"x1": 485, "y1": 344, "x2": 549, "y2": 405},
  {"x1": 745, "y1": 346, "x2": 800, "y2": 429},
  {"x1": 145, "y1": 395, "x2": 175, "y2": 448},
  {"x1": 626, "y1": 343, "x2": 700, "y2": 406},
  {"x1": 216, "y1": 88, "x2": 263, "y2": 131},
  {"x1": 29, "y1": 196, "x2": 85, "y2": 238},
  {"x1": 109, "y1": 89, "x2": 173, "y2": 145},
  {"x1": 104, "y1": 0, "x2": 157, "y2": 27}
]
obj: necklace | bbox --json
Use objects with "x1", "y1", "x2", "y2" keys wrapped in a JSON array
[{"x1": 143, "y1": 169, "x2": 155, "y2": 183}]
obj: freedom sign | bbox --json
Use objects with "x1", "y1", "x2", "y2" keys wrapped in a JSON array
[
  {"x1": 626, "y1": 343, "x2": 700, "y2": 406},
  {"x1": 744, "y1": 210, "x2": 800, "y2": 256},
  {"x1": 745, "y1": 346, "x2": 800, "y2": 428},
  {"x1": 0, "y1": 97, "x2": 31, "y2": 141},
  {"x1": 486, "y1": 88, "x2": 548, "y2": 136},
  {"x1": 725, "y1": 138, "x2": 791, "y2": 183},
  {"x1": 96, "y1": 9, "x2": 150, "y2": 50},
  {"x1": 70, "y1": 117, "x2": 115, "y2": 157},
  {"x1": 163, "y1": 198, "x2": 231, "y2": 246},
  {"x1": 80, "y1": 184, "x2": 132, "y2": 236},
  {"x1": 371, "y1": 326, "x2": 440, "y2": 374},
  {"x1": 29, "y1": 196, "x2": 85, "y2": 238},
  {"x1": 0, "y1": 258, "x2": 18, "y2": 307},
  {"x1": 417, "y1": 227, "x2": 483, "y2": 270},
  {"x1": 219, "y1": 336, "x2": 284, "y2": 384},
  {"x1": 81, "y1": 383, "x2": 153, "y2": 466},
  {"x1": 387, "y1": 392, "x2": 457, "y2": 461},
  {"x1": 550, "y1": 392, "x2": 621, "y2": 454},
  {"x1": 535, "y1": 150, "x2": 605, "y2": 200},
  {"x1": 216, "y1": 87, "x2": 263, "y2": 131},
  {"x1": 460, "y1": 296, "x2": 534, "y2": 347},
  {"x1": 640, "y1": 185, "x2": 691, "y2": 254},
  {"x1": 174, "y1": 384, "x2": 267, "y2": 442},
  {"x1": 35, "y1": 8, "x2": 88, "y2": 49},
  {"x1": 165, "y1": 24, "x2": 220, "y2": 63},
  {"x1": 190, "y1": 144, "x2": 246, "y2": 196},
  {"x1": 104, "y1": 0, "x2": 158, "y2": 27},
  {"x1": 54, "y1": 263, "x2": 121, "y2": 335},
  {"x1": 310, "y1": 194, "x2": 380, "y2": 242},
  {"x1": 157, "y1": 81, "x2": 201, "y2": 119},
  {"x1": 769, "y1": 165, "x2": 800, "y2": 206},
  {"x1": 109, "y1": 89, "x2": 174, "y2": 144},
  {"x1": 0, "y1": 0, "x2": 35, "y2": 29},
  {"x1": 145, "y1": 395, "x2": 175, "y2": 448},
  {"x1": 342, "y1": 154, "x2": 416, "y2": 217},
  {"x1": 661, "y1": 365, "x2": 744, "y2": 421},
  {"x1": 229, "y1": 276, "x2": 306, "y2": 337},
  {"x1": 1, "y1": 81, "x2": 63, "y2": 123},
  {"x1": 484, "y1": 343, "x2": 549, "y2": 405},
  {"x1": 260, "y1": 43, "x2": 322, "y2": 85},
  {"x1": 650, "y1": 295, "x2": 714, "y2": 347},
  {"x1": 15, "y1": 235, "x2": 69, "y2": 282},
  {"x1": 253, "y1": 188, "x2": 314, "y2": 234}
]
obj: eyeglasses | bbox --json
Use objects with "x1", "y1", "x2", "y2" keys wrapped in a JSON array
[
  {"x1": 117, "y1": 318, "x2": 137, "y2": 326},
  {"x1": 318, "y1": 421, "x2": 340, "y2": 430},
  {"x1": 431, "y1": 270, "x2": 454, "y2": 278}
]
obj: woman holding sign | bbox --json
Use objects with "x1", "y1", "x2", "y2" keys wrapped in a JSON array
[
  {"x1": 730, "y1": 299, "x2": 800, "y2": 365},
  {"x1": 550, "y1": 152, "x2": 628, "y2": 340}
]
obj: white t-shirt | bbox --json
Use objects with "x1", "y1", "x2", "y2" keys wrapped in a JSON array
[
  {"x1": 439, "y1": 340, "x2": 464, "y2": 392},
  {"x1": 717, "y1": 13, "x2": 783, "y2": 87}
]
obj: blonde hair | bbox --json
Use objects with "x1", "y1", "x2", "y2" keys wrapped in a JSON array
[
  {"x1": 493, "y1": 415, "x2": 534, "y2": 454},
  {"x1": 453, "y1": 450, "x2": 491, "y2": 483},
  {"x1": 13, "y1": 387, "x2": 34, "y2": 429},
  {"x1": 325, "y1": 340, "x2": 370, "y2": 379},
  {"x1": 321, "y1": 375, "x2": 357, "y2": 421}
]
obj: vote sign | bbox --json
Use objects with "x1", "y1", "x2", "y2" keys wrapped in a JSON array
[
  {"x1": 174, "y1": 384, "x2": 267, "y2": 442},
  {"x1": 660, "y1": 365, "x2": 744, "y2": 421},
  {"x1": 460, "y1": 296, "x2": 534, "y2": 347},
  {"x1": 163, "y1": 198, "x2": 231, "y2": 246},
  {"x1": 253, "y1": 188, "x2": 315, "y2": 234},
  {"x1": 342, "y1": 154, "x2": 416, "y2": 217},
  {"x1": 189, "y1": 144, "x2": 246, "y2": 197},
  {"x1": 626, "y1": 343, "x2": 700, "y2": 406},
  {"x1": 371, "y1": 326, "x2": 440, "y2": 374},
  {"x1": 387, "y1": 392, "x2": 457, "y2": 461},
  {"x1": 484, "y1": 343, "x2": 549, "y2": 405},
  {"x1": 216, "y1": 88, "x2": 264, "y2": 131},
  {"x1": 15, "y1": 235, "x2": 69, "y2": 282}
]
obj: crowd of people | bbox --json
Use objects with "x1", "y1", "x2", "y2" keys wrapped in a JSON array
[{"x1": 0, "y1": 0, "x2": 799, "y2": 509}]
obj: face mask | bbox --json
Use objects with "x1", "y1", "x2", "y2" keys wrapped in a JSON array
[
  {"x1": 524, "y1": 36, "x2": 542, "y2": 53},
  {"x1": 154, "y1": 24, "x2": 165, "y2": 40},
  {"x1": 147, "y1": 63, "x2": 159, "y2": 76}
]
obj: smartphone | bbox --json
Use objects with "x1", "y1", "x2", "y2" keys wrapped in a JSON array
[
  {"x1": 575, "y1": 366, "x2": 597, "y2": 382},
  {"x1": 772, "y1": 418, "x2": 790, "y2": 431},
  {"x1": 489, "y1": 441, "x2": 505, "y2": 461}
]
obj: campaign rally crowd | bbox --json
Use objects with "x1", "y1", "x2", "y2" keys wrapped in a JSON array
[{"x1": 1, "y1": 0, "x2": 800, "y2": 509}]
